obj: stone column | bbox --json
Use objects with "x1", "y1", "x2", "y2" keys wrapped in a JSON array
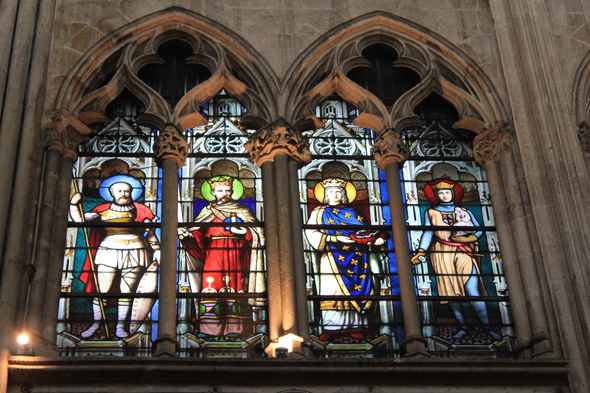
[
  {"x1": 0, "y1": 0, "x2": 40, "y2": 261},
  {"x1": 153, "y1": 125, "x2": 188, "y2": 356},
  {"x1": 373, "y1": 128, "x2": 429, "y2": 358},
  {"x1": 473, "y1": 123, "x2": 535, "y2": 358},
  {"x1": 245, "y1": 119, "x2": 311, "y2": 358},
  {"x1": 26, "y1": 111, "x2": 90, "y2": 356}
]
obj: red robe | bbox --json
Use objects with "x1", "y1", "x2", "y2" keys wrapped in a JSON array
[{"x1": 79, "y1": 202, "x2": 155, "y2": 294}]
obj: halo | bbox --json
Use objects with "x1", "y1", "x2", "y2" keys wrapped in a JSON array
[
  {"x1": 313, "y1": 178, "x2": 357, "y2": 203},
  {"x1": 201, "y1": 176, "x2": 244, "y2": 202},
  {"x1": 424, "y1": 179, "x2": 464, "y2": 204},
  {"x1": 99, "y1": 175, "x2": 143, "y2": 202}
]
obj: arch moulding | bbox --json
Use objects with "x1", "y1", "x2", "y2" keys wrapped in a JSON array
[{"x1": 281, "y1": 11, "x2": 510, "y2": 135}]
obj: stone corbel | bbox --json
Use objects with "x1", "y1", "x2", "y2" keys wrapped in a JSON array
[
  {"x1": 473, "y1": 121, "x2": 514, "y2": 169},
  {"x1": 154, "y1": 124, "x2": 189, "y2": 168},
  {"x1": 45, "y1": 109, "x2": 93, "y2": 160},
  {"x1": 577, "y1": 122, "x2": 590, "y2": 154},
  {"x1": 372, "y1": 127, "x2": 408, "y2": 171},
  {"x1": 244, "y1": 118, "x2": 311, "y2": 167}
]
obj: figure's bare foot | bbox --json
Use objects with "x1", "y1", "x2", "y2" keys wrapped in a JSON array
[{"x1": 81, "y1": 323, "x2": 99, "y2": 338}]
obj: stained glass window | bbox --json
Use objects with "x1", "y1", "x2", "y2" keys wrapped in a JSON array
[
  {"x1": 176, "y1": 94, "x2": 267, "y2": 358},
  {"x1": 58, "y1": 93, "x2": 161, "y2": 356},
  {"x1": 301, "y1": 98, "x2": 403, "y2": 358},
  {"x1": 404, "y1": 94, "x2": 516, "y2": 356}
]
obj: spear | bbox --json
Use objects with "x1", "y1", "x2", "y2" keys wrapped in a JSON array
[{"x1": 72, "y1": 179, "x2": 110, "y2": 338}]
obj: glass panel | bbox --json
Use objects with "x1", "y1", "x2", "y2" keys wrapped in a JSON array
[
  {"x1": 301, "y1": 99, "x2": 403, "y2": 358},
  {"x1": 176, "y1": 96, "x2": 267, "y2": 358},
  {"x1": 403, "y1": 114, "x2": 517, "y2": 357},
  {"x1": 58, "y1": 114, "x2": 161, "y2": 355}
]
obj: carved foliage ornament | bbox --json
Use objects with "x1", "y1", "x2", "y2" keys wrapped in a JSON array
[
  {"x1": 154, "y1": 125, "x2": 189, "y2": 167},
  {"x1": 245, "y1": 119, "x2": 311, "y2": 166},
  {"x1": 578, "y1": 122, "x2": 590, "y2": 154},
  {"x1": 45, "y1": 109, "x2": 93, "y2": 159},
  {"x1": 473, "y1": 122, "x2": 514, "y2": 168},
  {"x1": 372, "y1": 127, "x2": 408, "y2": 171}
]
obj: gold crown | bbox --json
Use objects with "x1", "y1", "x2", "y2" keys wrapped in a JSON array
[
  {"x1": 208, "y1": 176, "x2": 233, "y2": 188},
  {"x1": 321, "y1": 178, "x2": 347, "y2": 188},
  {"x1": 430, "y1": 181, "x2": 455, "y2": 190}
]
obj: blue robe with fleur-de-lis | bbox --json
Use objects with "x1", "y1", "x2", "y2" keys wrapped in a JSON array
[{"x1": 315, "y1": 205, "x2": 373, "y2": 312}]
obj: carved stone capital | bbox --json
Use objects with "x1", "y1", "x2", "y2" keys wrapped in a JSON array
[
  {"x1": 372, "y1": 127, "x2": 408, "y2": 171},
  {"x1": 473, "y1": 122, "x2": 514, "y2": 168},
  {"x1": 578, "y1": 122, "x2": 590, "y2": 154},
  {"x1": 154, "y1": 124, "x2": 189, "y2": 168},
  {"x1": 45, "y1": 109, "x2": 93, "y2": 160},
  {"x1": 245, "y1": 119, "x2": 311, "y2": 167}
]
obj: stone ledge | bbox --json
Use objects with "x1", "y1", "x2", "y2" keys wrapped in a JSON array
[{"x1": 8, "y1": 356, "x2": 569, "y2": 387}]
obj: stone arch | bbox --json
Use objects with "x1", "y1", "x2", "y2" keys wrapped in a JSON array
[
  {"x1": 54, "y1": 7, "x2": 279, "y2": 130},
  {"x1": 573, "y1": 49, "x2": 590, "y2": 125},
  {"x1": 282, "y1": 11, "x2": 508, "y2": 134}
]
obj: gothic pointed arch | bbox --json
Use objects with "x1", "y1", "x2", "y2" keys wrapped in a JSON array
[
  {"x1": 283, "y1": 11, "x2": 508, "y2": 134},
  {"x1": 54, "y1": 7, "x2": 279, "y2": 130}
]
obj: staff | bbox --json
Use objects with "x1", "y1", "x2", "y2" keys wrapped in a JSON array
[{"x1": 72, "y1": 179, "x2": 109, "y2": 338}]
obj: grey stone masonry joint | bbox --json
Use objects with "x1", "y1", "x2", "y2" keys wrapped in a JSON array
[
  {"x1": 245, "y1": 119, "x2": 311, "y2": 167},
  {"x1": 44, "y1": 109, "x2": 93, "y2": 160},
  {"x1": 473, "y1": 122, "x2": 513, "y2": 169},
  {"x1": 372, "y1": 127, "x2": 408, "y2": 171}
]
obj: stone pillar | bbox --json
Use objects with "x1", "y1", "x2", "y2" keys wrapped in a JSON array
[
  {"x1": 473, "y1": 123, "x2": 534, "y2": 358},
  {"x1": 153, "y1": 125, "x2": 188, "y2": 357},
  {"x1": 373, "y1": 127, "x2": 429, "y2": 358},
  {"x1": 245, "y1": 119, "x2": 311, "y2": 358},
  {"x1": 0, "y1": 0, "x2": 19, "y2": 112},
  {"x1": 26, "y1": 111, "x2": 90, "y2": 356},
  {"x1": 0, "y1": 0, "x2": 40, "y2": 261},
  {"x1": 42, "y1": 151, "x2": 76, "y2": 350},
  {"x1": 490, "y1": 2, "x2": 590, "y2": 389},
  {"x1": 475, "y1": 123, "x2": 554, "y2": 358}
]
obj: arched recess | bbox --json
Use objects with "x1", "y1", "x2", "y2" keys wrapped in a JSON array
[
  {"x1": 282, "y1": 11, "x2": 508, "y2": 135},
  {"x1": 55, "y1": 7, "x2": 279, "y2": 131}
]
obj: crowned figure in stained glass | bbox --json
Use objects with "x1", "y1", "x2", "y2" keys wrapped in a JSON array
[
  {"x1": 305, "y1": 178, "x2": 388, "y2": 341},
  {"x1": 178, "y1": 176, "x2": 264, "y2": 337}
]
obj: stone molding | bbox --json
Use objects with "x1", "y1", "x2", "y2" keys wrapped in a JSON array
[
  {"x1": 372, "y1": 127, "x2": 408, "y2": 171},
  {"x1": 473, "y1": 122, "x2": 514, "y2": 169},
  {"x1": 44, "y1": 109, "x2": 93, "y2": 160},
  {"x1": 153, "y1": 125, "x2": 189, "y2": 168},
  {"x1": 578, "y1": 122, "x2": 590, "y2": 154},
  {"x1": 245, "y1": 119, "x2": 311, "y2": 167}
]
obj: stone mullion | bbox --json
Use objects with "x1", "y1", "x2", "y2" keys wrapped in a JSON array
[
  {"x1": 153, "y1": 126, "x2": 189, "y2": 357},
  {"x1": 373, "y1": 128, "x2": 429, "y2": 358},
  {"x1": 245, "y1": 119, "x2": 311, "y2": 358},
  {"x1": 41, "y1": 152, "x2": 76, "y2": 355},
  {"x1": 288, "y1": 158, "x2": 311, "y2": 347},
  {"x1": 474, "y1": 123, "x2": 553, "y2": 358},
  {"x1": 260, "y1": 161, "x2": 282, "y2": 342},
  {"x1": 274, "y1": 153, "x2": 298, "y2": 337}
]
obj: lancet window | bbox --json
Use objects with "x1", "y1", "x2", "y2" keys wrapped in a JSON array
[
  {"x1": 300, "y1": 98, "x2": 402, "y2": 358},
  {"x1": 58, "y1": 94, "x2": 161, "y2": 356},
  {"x1": 176, "y1": 95, "x2": 267, "y2": 358},
  {"x1": 403, "y1": 93, "x2": 516, "y2": 356}
]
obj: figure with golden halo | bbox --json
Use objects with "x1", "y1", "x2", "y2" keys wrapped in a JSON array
[
  {"x1": 305, "y1": 178, "x2": 388, "y2": 341},
  {"x1": 178, "y1": 176, "x2": 264, "y2": 337},
  {"x1": 411, "y1": 179, "x2": 502, "y2": 341}
]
